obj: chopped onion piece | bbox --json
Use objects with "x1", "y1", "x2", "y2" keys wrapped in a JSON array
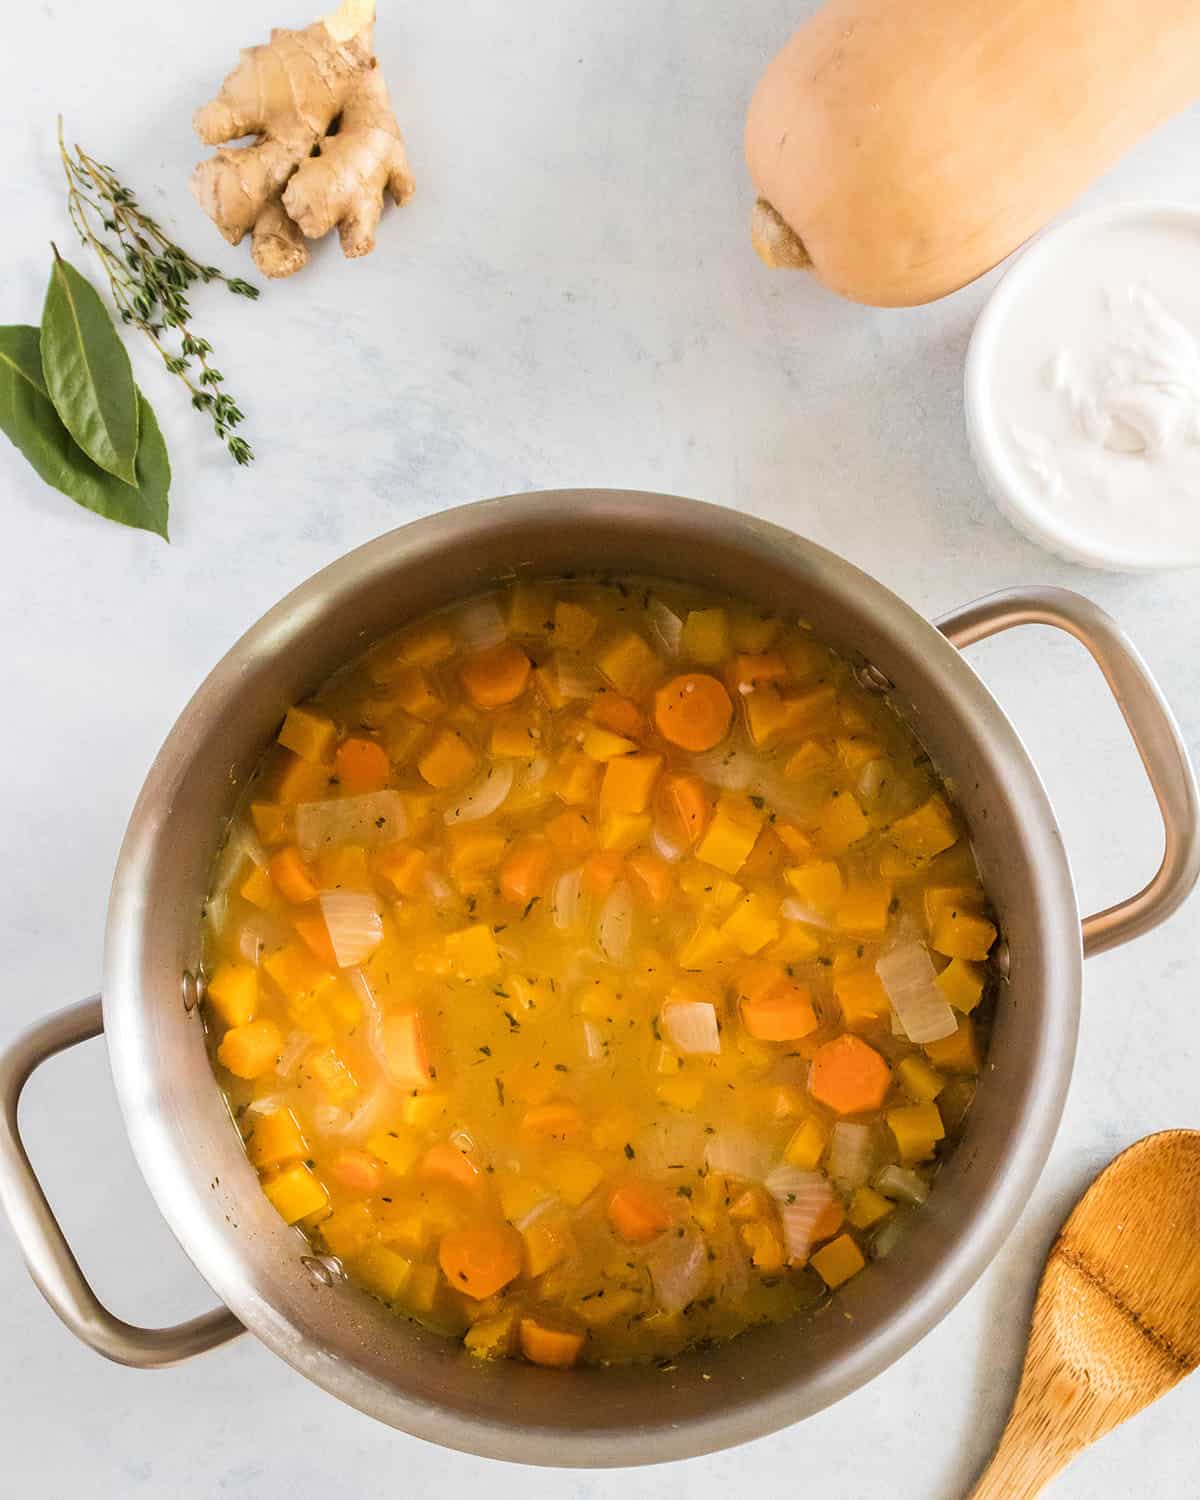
[
  {"x1": 274, "y1": 1030, "x2": 311, "y2": 1079},
  {"x1": 236, "y1": 911, "x2": 291, "y2": 966},
  {"x1": 454, "y1": 597, "x2": 507, "y2": 648},
  {"x1": 765, "y1": 1167, "x2": 834, "y2": 1260},
  {"x1": 647, "y1": 1226, "x2": 708, "y2": 1313},
  {"x1": 874, "y1": 1164, "x2": 930, "y2": 1206},
  {"x1": 296, "y1": 791, "x2": 407, "y2": 855},
  {"x1": 443, "y1": 761, "x2": 514, "y2": 825},
  {"x1": 687, "y1": 744, "x2": 763, "y2": 791},
  {"x1": 555, "y1": 651, "x2": 603, "y2": 700},
  {"x1": 597, "y1": 881, "x2": 634, "y2": 963},
  {"x1": 661, "y1": 999, "x2": 721, "y2": 1055},
  {"x1": 651, "y1": 825, "x2": 685, "y2": 864},
  {"x1": 243, "y1": 1092, "x2": 289, "y2": 1117},
  {"x1": 581, "y1": 1018, "x2": 608, "y2": 1063},
  {"x1": 647, "y1": 599, "x2": 684, "y2": 656},
  {"x1": 828, "y1": 1122, "x2": 875, "y2": 1191},
  {"x1": 705, "y1": 1129, "x2": 772, "y2": 1182},
  {"x1": 520, "y1": 755, "x2": 550, "y2": 786},
  {"x1": 639, "y1": 1115, "x2": 704, "y2": 1174},
  {"x1": 552, "y1": 866, "x2": 584, "y2": 930},
  {"x1": 423, "y1": 869, "x2": 458, "y2": 910},
  {"x1": 876, "y1": 942, "x2": 958, "y2": 1043},
  {"x1": 319, "y1": 890, "x2": 383, "y2": 968},
  {"x1": 779, "y1": 897, "x2": 833, "y2": 929},
  {"x1": 314, "y1": 1082, "x2": 390, "y2": 1139}
]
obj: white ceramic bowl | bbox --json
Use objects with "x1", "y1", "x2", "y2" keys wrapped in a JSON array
[{"x1": 965, "y1": 201, "x2": 1200, "y2": 572}]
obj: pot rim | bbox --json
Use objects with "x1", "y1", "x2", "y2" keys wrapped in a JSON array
[{"x1": 103, "y1": 490, "x2": 1081, "y2": 1464}]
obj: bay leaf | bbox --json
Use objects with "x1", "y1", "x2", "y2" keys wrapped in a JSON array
[
  {"x1": 0, "y1": 325, "x2": 169, "y2": 540},
  {"x1": 40, "y1": 252, "x2": 140, "y2": 485}
]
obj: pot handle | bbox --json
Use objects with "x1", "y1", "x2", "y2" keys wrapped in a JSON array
[
  {"x1": 0, "y1": 996, "x2": 243, "y2": 1368},
  {"x1": 937, "y1": 586, "x2": 1200, "y2": 958}
]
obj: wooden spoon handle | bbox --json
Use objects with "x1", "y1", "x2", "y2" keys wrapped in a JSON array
[{"x1": 967, "y1": 1417, "x2": 1072, "y2": 1500}]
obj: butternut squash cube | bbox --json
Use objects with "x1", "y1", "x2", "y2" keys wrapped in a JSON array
[
  {"x1": 923, "y1": 1017, "x2": 981, "y2": 1075},
  {"x1": 277, "y1": 705, "x2": 336, "y2": 764},
  {"x1": 740, "y1": 1218, "x2": 786, "y2": 1272},
  {"x1": 553, "y1": 600, "x2": 598, "y2": 650},
  {"x1": 811, "y1": 1233, "x2": 865, "y2": 1288},
  {"x1": 847, "y1": 1186, "x2": 893, "y2": 1230},
  {"x1": 390, "y1": 666, "x2": 446, "y2": 722},
  {"x1": 817, "y1": 792, "x2": 870, "y2": 854},
  {"x1": 247, "y1": 1108, "x2": 307, "y2": 1170},
  {"x1": 784, "y1": 740, "x2": 836, "y2": 782},
  {"x1": 446, "y1": 825, "x2": 508, "y2": 892},
  {"x1": 373, "y1": 843, "x2": 429, "y2": 898},
  {"x1": 599, "y1": 753, "x2": 662, "y2": 814},
  {"x1": 366, "y1": 1128, "x2": 422, "y2": 1178},
  {"x1": 784, "y1": 860, "x2": 844, "y2": 911},
  {"x1": 556, "y1": 750, "x2": 601, "y2": 806},
  {"x1": 249, "y1": 801, "x2": 288, "y2": 846},
  {"x1": 354, "y1": 1243, "x2": 414, "y2": 1301},
  {"x1": 930, "y1": 908, "x2": 997, "y2": 961},
  {"x1": 887, "y1": 1102, "x2": 945, "y2": 1162},
  {"x1": 522, "y1": 1208, "x2": 572, "y2": 1277},
  {"x1": 465, "y1": 1310, "x2": 519, "y2": 1360},
  {"x1": 217, "y1": 1019, "x2": 282, "y2": 1079},
  {"x1": 834, "y1": 880, "x2": 893, "y2": 936},
  {"x1": 207, "y1": 961, "x2": 258, "y2": 1028},
  {"x1": 890, "y1": 796, "x2": 959, "y2": 858},
  {"x1": 418, "y1": 727, "x2": 478, "y2": 789},
  {"x1": 508, "y1": 581, "x2": 556, "y2": 634},
  {"x1": 597, "y1": 631, "x2": 660, "y2": 697},
  {"x1": 490, "y1": 710, "x2": 542, "y2": 759},
  {"x1": 784, "y1": 1117, "x2": 828, "y2": 1170},
  {"x1": 680, "y1": 607, "x2": 731, "y2": 664},
  {"x1": 545, "y1": 1152, "x2": 605, "y2": 1207},
  {"x1": 443, "y1": 922, "x2": 502, "y2": 979},
  {"x1": 721, "y1": 893, "x2": 781, "y2": 956},
  {"x1": 833, "y1": 968, "x2": 890, "y2": 1031},
  {"x1": 696, "y1": 793, "x2": 763, "y2": 874},
  {"x1": 380, "y1": 711, "x2": 425, "y2": 765},
  {"x1": 730, "y1": 609, "x2": 779, "y2": 652},
  {"x1": 896, "y1": 1055, "x2": 946, "y2": 1103},
  {"x1": 239, "y1": 863, "x2": 275, "y2": 910},
  {"x1": 582, "y1": 725, "x2": 637, "y2": 761},
  {"x1": 936, "y1": 957, "x2": 986, "y2": 1013},
  {"x1": 678, "y1": 922, "x2": 738, "y2": 969},
  {"x1": 262, "y1": 1162, "x2": 329, "y2": 1224}
]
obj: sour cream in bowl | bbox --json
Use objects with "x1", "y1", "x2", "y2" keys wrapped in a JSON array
[{"x1": 966, "y1": 202, "x2": 1200, "y2": 571}]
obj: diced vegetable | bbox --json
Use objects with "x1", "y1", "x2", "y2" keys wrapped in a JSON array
[
  {"x1": 875, "y1": 942, "x2": 958, "y2": 1044},
  {"x1": 295, "y1": 791, "x2": 408, "y2": 855},
  {"x1": 654, "y1": 673, "x2": 733, "y2": 752},
  {"x1": 607, "y1": 1180, "x2": 674, "y2": 1243},
  {"x1": 808, "y1": 1035, "x2": 891, "y2": 1116},
  {"x1": 519, "y1": 1317, "x2": 585, "y2": 1368},
  {"x1": 936, "y1": 957, "x2": 986, "y2": 1013},
  {"x1": 647, "y1": 1226, "x2": 708, "y2": 1313},
  {"x1": 810, "y1": 1234, "x2": 865, "y2": 1289},
  {"x1": 278, "y1": 705, "x2": 336, "y2": 764},
  {"x1": 461, "y1": 641, "x2": 533, "y2": 709},
  {"x1": 217, "y1": 1019, "x2": 283, "y2": 1079},
  {"x1": 661, "y1": 997, "x2": 721, "y2": 1055},
  {"x1": 765, "y1": 1167, "x2": 833, "y2": 1261},
  {"x1": 247, "y1": 1108, "x2": 307, "y2": 1170},
  {"x1": 443, "y1": 762, "x2": 514, "y2": 825},
  {"x1": 923, "y1": 1016, "x2": 981, "y2": 1074},
  {"x1": 439, "y1": 1223, "x2": 523, "y2": 1299},
  {"x1": 333, "y1": 736, "x2": 391, "y2": 794},
  {"x1": 318, "y1": 890, "x2": 383, "y2": 968},
  {"x1": 207, "y1": 961, "x2": 258, "y2": 1028},
  {"x1": 889, "y1": 796, "x2": 959, "y2": 857},
  {"x1": 418, "y1": 727, "x2": 479, "y2": 789},
  {"x1": 887, "y1": 1102, "x2": 945, "y2": 1163},
  {"x1": 262, "y1": 1162, "x2": 328, "y2": 1223},
  {"x1": 874, "y1": 1164, "x2": 930, "y2": 1206},
  {"x1": 599, "y1": 753, "x2": 662, "y2": 814},
  {"x1": 827, "y1": 1121, "x2": 875, "y2": 1190},
  {"x1": 929, "y1": 907, "x2": 998, "y2": 961},
  {"x1": 740, "y1": 979, "x2": 817, "y2": 1041},
  {"x1": 696, "y1": 793, "x2": 763, "y2": 874},
  {"x1": 378, "y1": 1012, "x2": 432, "y2": 1088}
]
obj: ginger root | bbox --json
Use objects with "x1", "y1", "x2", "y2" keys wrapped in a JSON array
[{"x1": 191, "y1": 0, "x2": 413, "y2": 278}]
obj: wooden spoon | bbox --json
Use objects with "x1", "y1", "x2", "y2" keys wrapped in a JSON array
[{"x1": 969, "y1": 1130, "x2": 1200, "y2": 1500}]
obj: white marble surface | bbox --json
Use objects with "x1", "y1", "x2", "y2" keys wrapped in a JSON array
[{"x1": 2, "y1": 2, "x2": 1197, "y2": 1494}]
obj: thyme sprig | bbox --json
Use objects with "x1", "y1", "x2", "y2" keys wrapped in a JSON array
[{"x1": 57, "y1": 119, "x2": 258, "y2": 465}]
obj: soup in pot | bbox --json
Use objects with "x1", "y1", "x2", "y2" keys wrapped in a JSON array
[{"x1": 201, "y1": 578, "x2": 996, "y2": 1368}]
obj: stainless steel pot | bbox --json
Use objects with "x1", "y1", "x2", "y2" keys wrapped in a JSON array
[{"x1": 2, "y1": 491, "x2": 1197, "y2": 1465}]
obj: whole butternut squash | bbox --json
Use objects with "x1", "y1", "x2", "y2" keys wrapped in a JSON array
[{"x1": 745, "y1": 0, "x2": 1200, "y2": 307}]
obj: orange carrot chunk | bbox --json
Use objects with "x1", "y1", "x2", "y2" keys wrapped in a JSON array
[
  {"x1": 607, "y1": 1179, "x2": 673, "y2": 1243},
  {"x1": 741, "y1": 980, "x2": 818, "y2": 1041},
  {"x1": 420, "y1": 1141, "x2": 481, "y2": 1189},
  {"x1": 581, "y1": 850, "x2": 624, "y2": 899},
  {"x1": 499, "y1": 839, "x2": 555, "y2": 906},
  {"x1": 626, "y1": 851, "x2": 673, "y2": 908},
  {"x1": 654, "y1": 674, "x2": 733, "y2": 752},
  {"x1": 808, "y1": 1034, "x2": 892, "y2": 1115},
  {"x1": 333, "y1": 736, "x2": 391, "y2": 794},
  {"x1": 520, "y1": 1316, "x2": 585, "y2": 1368},
  {"x1": 461, "y1": 641, "x2": 532, "y2": 709},
  {"x1": 269, "y1": 846, "x2": 319, "y2": 905},
  {"x1": 656, "y1": 772, "x2": 712, "y2": 848},
  {"x1": 329, "y1": 1149, "x2": 384, "y2": 1194},
  {"x1": 439, "y1": 1222, "x2": 524, "y2": 1299},
  {"x1": 588, "y1": 691, "x2": 647, "y2": 740},
  {"x1": 293, "y1": 912, "x2": 339, "y2": 969}
]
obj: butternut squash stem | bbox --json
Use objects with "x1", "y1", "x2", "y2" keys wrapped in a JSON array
[{"x1": 751, "y1": 198, "x2": 811, "y2": 271}]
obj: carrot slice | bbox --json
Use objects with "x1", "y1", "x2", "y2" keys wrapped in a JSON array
[
  {"x1": 520, "y1": 1316, "x2": 585, "y2": 1368},
  {"x1": 811, "y1": 1198, "x2": 845, "y2": 1245},
  {"x1": 741, "y1": 980, "x2": 818, "y2": 1041},
  {"x1": 461, "y1": 641, "x2": 532, "y2": 709},
  {"x1": 808, "y1": 1034, "x2": 892, "y2": 1115},
  {"x1": 607, "y1": 1180, "x2": 673, "y2": 1243},
  {"x1": 420, "y1": 1141, "x2": 481, "y2": 1189},
  {"x1": 329, "y1": 1149, "x2": 383, "y2": 1194},
  {"x1": 499, "y1": 839, "x2": 555, "y2": 906},
  {"x1": 626, "y1": 851, "x2": 673, "y2": 908},
  {"x1": 269, "y1": 847, "x2": 319, "y2": 905},
  {"x1": 654, "y1": 674, "x2": 733, "y2": 752},
  {"x1": 333, "y1": 736, "x2": 391, "y2": 793},
  {"x1": 520, "y1": 1101, "x2": 585, "y2": 1142},
  {"x1": 588, "y1": 691, "x2": 647, "y2": 740},
  {"x1": 656, "y1": 772, "x2": 711, "y2": 848},
  {"x1": 439, "y1": 1222, "x2": 524, "y2": 1299},
  {"x1": 581, "y1": 849, "x2": 624, "y2": 899},
  {"x1": 293, "y1": 912, "x2": 338, "y2": 969}
]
